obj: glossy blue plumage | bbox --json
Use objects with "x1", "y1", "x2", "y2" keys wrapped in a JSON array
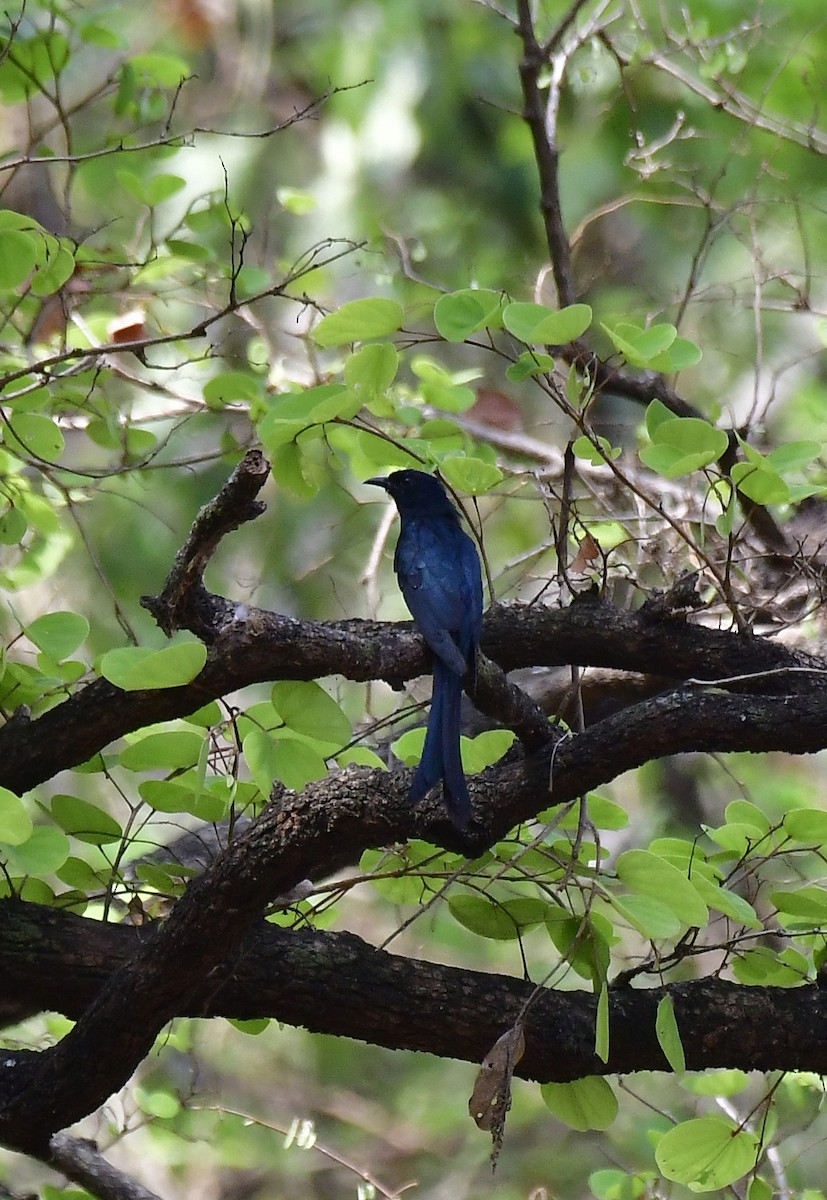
[{"x1": 368, "y1": 470, "x2": 484, "y2": 827}]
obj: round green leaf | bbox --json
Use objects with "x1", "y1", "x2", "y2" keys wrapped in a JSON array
[
  {"x1": 504, "y1": 301, "x2": 591, "y2": 344},
  {"x1": 460, "y1": 730, "x2": 515, "y2": 772},
  {"x1": 50, "y1": 794, "x2": 122, "y2": 845},
  {"x1": 434, "y1": 289, "x2": 504, "y2": 341},
  {"x1": 313, "y1": 298, "x2": 404, "y2": 347},
  {"x1": 203, "y1": 370, "x2": 263, "y2": 409},
  {"x1": 27, "y1": 612, "x2": 89, "y2": 661},
  {"x1": 529, "y1": 303, "x2": 592, "y2": 343},
  {"x1": 120, "y1": 730, "x2": 205, "y2": 771},
  {"x1": 603, "y1": 321, "x2": 677, "y2": 366},
  {"x1": 145, "y1": 173, "x2": 186, "y2": 205},
  {"x1": 648, "y1": 337, "x2": 703, "y2": 372},
  {"x1": 242, "y1": 729, "x2": 280, "y2": 797},
  {"x1": 3, "y1": 825, "x2": 70, "y2": 875},
  {"x1": 541, "y1": 1077, "x2": 618, "y2": 1131},
  {"x1": 640, "y1": 416, "x2": 728, "y2": 477},
  {"x1": 272, "y1": 738, "x2": 328, "y2": 791},
  {"x1": 0, "y1": 787, "x2": 33, "y2": 846},
  {"x1": 344, "y1": 342, "x2": 399, "y2": 398},
  {"x1": 784, "y1": 807, "x2": 827, "y2": 842},
  {"x1": 438, "y1": 456, "x2": 502, "y2": 495},
  {"x1": 99, "y1": 639, "x2": 207, "y2": 691},
  {"x1": 616, "y1": 849, "x2": 708, "y2": 928},
  {"x1": 31, "y1": 244, "x2": 76, "y2": 298},
  {"x1": 448, "y1": 893, "x2": 549, "y2": 940},
  {"x1": 0, "y1": 230, "x2": 37, "y2": 289},
  {"x1": 731, "y1": 461, "x2": 789, "y2": 504},
  {"x1": 655, "y1": 1116, "x2": 759, "y2": 1190},
  {"x1": 6, "y1": 413, "x2": 65, "y2": 461},
  {"x1": 271, "y1": 681, "x2": 351, "y2": 747}
]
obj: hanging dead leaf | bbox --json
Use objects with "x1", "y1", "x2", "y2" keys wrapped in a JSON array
[{"x1": 469, "y1": 1021, "x2": 526, "y2": 1168}]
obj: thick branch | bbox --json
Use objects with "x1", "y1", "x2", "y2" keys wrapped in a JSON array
[
  {"x1": 1, "y1": 594, "x2": 823, "y2": 795},
  {"x1": 3, "y1": 902, "x2": 826, "y2": 1082}
]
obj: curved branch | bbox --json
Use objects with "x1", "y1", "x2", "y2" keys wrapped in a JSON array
[{"x1": 3, "y1": 678, "x2": 827, "y2": 1153}]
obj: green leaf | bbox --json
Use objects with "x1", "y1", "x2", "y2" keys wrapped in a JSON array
[
  {"x1": 460, "y1": 730, "x2": 515, "y2": 772},
  {"x1": 271, "y1": 681, "x2": 351, "y2": 747},
  {"x1": 337, "y1": 746, "x2": 386, "y2": 769},
  {"x1": 258, "y1": 385, "x2": 360, "y2": 449},
  {"x1": 647, "y1": 337, "x2": 703, "y2": 372},
  {"x1": 438, "y1": 457, "x2": 502, "y2": 494},
  {"x1": 433, "y1": 289, "x2": 504, "y2": 341},
  {"x1": 272, "y1": 738, "x2": 328, "y2": 791},
  {"x1": 724, "y1": 799, "x2": 770, "y2": 833},
  {"x1": 784, "y1": 807, "x2": 827, "y2": 842},
  {"x1": 557, "y1": 793, "x2": 629, "y2": 832},
  {"x1": 616, "y1": 849, "x2": 708, "y2": 928},
  {"x1": 767, "y1": 440, "x2": 821, "y2": 472},
  {"x1": 572, "y1": 434, "x2": 621, "y2": 464},
  {"x1": 129, "y1": 52, "x2": 191, "y2": 87},
  {"x1": 655, "y1": 995, "x2": 686, "y2": 1072},
  {"x1": 32, "y1": 243, "x2": 76, "y2": 297},
  {"x1": 242, "y1": 729, "x2": 280, "y2": 798},
  {"x1": 602, "y1": 321, "x2": 676, "y2": 366},
  {"x1": 145, "y1": 173, "x2": 186, "y2": 205},
  {"x1": 506, "y1": 350, "x2": 554, "y2": 381},
  {"x1": 0, "y1": 787, "x2": 33, "y2": 846},
  {"x1": 203, "y1": 371, "x2": 263, "y2": 409},
  {"x1": 120, "y1": 730, "x2": 205, "y2": 771},
  {"x1": 99, "y1": 638, "x2": 207, "y2": 691},
  {"x1": 344, "y1": 342, "x2": 399, "y2": 401},
  {"x1": 771, "y1": 885, "x2": 827, "y2": 927},
  {"x1": 588, "y1": 1168, "x2": 652, "y2": 1200},
  {"x1": 448, "y1": 893, "x2": 550, "y2": 940},
  {"x1": 504, "y1": 301, "x2": 592, "y2": 344},
  {"x1": 50, "y1": 794, "x2": 122, "y2": 846},
  {"x1": 655, "y1": 1116, "x2": 759, "y2": 1190},
  {"x1": 277, "y1": 187, "x2": 316, "y2": 214},
  {"x1": 27, "y1": 612, "x2": 89, "y2": 661},
  {"x1": 0, "y1": 229, "x2": 37, "y2": 289},
  {"x1": 5, "y1": 413, "x2": 65, "y2": 461},
  {"x1": 683, "y1": 1069, "x2": 749, "y2": 1097},
  {"x1": 313, "y1": 298, "x2": 404, "y2": 346},
  {"x1": 731, "y1": 460, "x2": 789, "y2": 504},
  {"x1": 541, "y1": 1077, "x2": 618, "y2": 1131},
  {"x1": 606, "y1": 893, "x2": 681, "y2": 940},
  {"x1": 732, "y1": 946, "x2": 808, "y2": 986},
  {"x1": 640, "y1": 416, "x2": 727, "y2": 478},
  {"x1": 645, "y1": 398, "x2": 676, "y2": 437},
  {"x1": 595, "y1": 984, "x2": 610, "y2": 1063},
  {"x1": 3, "y1": 825, "x2": 70, "y2": 875}
]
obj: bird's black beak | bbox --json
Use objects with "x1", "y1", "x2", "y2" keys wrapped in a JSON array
[{"x1": 365, "y1": 476, "x2": 389, "y2": 490}]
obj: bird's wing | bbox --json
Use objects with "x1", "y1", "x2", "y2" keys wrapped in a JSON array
[{"x1": 395, "y1": 519, "x2": 476, "y2": 676}]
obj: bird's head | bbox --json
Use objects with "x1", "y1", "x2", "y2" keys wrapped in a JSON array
[{"x1": 366, "y1": 469, "x2": 458, "y2": 517}]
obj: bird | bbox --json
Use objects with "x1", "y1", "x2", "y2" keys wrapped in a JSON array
[{"x1": 367, "y1": 469, "x2": 484, "y2": 828}]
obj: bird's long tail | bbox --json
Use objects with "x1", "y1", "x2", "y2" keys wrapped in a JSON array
[{"x1": 409, "y1": 657, "x2": 470, "y2": 828}]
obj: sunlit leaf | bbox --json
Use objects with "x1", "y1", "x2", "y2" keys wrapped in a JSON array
[{"x1": 656, "y1": 1116, "x2": 759, "y2": 1190}]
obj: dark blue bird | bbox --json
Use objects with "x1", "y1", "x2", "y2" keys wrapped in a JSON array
[{"x1": 367, "y1": 469, "x2": 484, "y2": 827}]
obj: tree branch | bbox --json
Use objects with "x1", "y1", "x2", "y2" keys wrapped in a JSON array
[{"x1": 3, "y1": 901, "x2": 827, "y2": 1085}]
